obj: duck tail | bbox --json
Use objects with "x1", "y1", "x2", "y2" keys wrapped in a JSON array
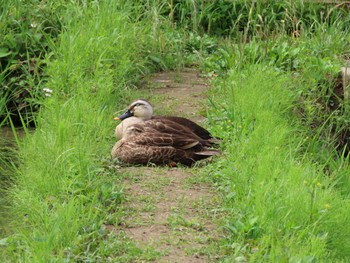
[{"x1": 208, "y1": 137, "x2": 222, "y2": 145}]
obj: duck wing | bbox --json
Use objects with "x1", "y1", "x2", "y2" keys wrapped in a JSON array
[
  {"x1": 127, "y1": 130, "x2": 201, "y2": 150},
  {"x1": 141, "y1": 118, "x2": 209, "y2": 145},
  {"x1": 124, "y1": 120, "x2": 206, "y2": 150},
  {"x1": 153, "y1": 116, "x2": 215, "y2": 140}
]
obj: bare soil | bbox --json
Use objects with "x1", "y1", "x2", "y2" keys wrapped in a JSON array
[{"x1": 110, "y1": 69, "x2": 223, "y2": 262}]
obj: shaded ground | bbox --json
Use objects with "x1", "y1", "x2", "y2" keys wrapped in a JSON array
[{"x1": 109, "y1": 69, "x2": 224, "y2": 262}]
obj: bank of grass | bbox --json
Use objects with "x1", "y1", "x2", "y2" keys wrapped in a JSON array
[
  {"x1": 206, "y1": 66, "x2": 350, "y2": 261},
  {"x1": 203, "y1": 19, "x2": 350, "y2": 261},
  {"x1": 0, "y1": 1, "x2": 175, "y2": 261}
]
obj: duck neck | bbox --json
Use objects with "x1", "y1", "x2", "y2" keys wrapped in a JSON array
[{"x1": 139, "y1": 111, "x2": 152, "y2": 121}]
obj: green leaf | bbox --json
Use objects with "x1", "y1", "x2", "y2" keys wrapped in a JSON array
[
  {"x1": 0, "y1": 48, "x2": 12, "y2": 58},
  {"x1": 0, "y1": 238, "x2": 7, "y2": 246}
]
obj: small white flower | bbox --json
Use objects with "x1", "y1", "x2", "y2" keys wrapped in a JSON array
[
  {"x1": 43, "y1": 88, "x2": 53, "y2": 97},
  {"x1": 43, "y1": 88, "x2": 53, "y2": 94}
]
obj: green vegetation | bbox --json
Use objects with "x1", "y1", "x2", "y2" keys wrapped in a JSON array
[
  {"x1": 207, "y1": 66, "x2": 350, "y2": 261},
  {"x1": 1, "y1": 0, "x2": 350, "y2": 261},
  {"x1": 0, "y1": 0, "x2": 56, "y2": 125}
]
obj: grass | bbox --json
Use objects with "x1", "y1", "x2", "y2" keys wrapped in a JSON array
[
  {"x1": 0, "y1": 135, "x2": 17, "y2": 240},
  {"x1": 207, "y1": 65, "x2": 350, "y2": 261},
  {"x1": 0, "y1": 1, "x2": 170, "y2": 261},
  {"x1": 1, "y1": 0, "x2": 350, "y2": 261}
]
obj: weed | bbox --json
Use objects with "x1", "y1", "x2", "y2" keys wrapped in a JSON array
[
  {"x1": 0, "y1": 0, "x2": 173, "y2": 261},
  {"x1": 206, "y1": 65, "x2": 350, "y2": 260}
]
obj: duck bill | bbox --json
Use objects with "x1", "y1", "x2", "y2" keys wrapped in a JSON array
[{"x1": 114, "y1": 109, "x2": 133, "y2": 121}]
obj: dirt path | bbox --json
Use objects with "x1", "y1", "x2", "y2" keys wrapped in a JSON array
[{"x1": 112, "y1": 69, "x2": 223, "y2": 262}]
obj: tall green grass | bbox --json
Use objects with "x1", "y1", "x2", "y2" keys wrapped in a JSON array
[
  {"x1": 207, "y1": 66, "x2": 350, "y2": 261},
  {"x1": 137, "y1": 0, "x2": 350, "y2": 37},
  {"x1": 203, "y1": 13, "x2": 350, "y2": 260},
  {"x1": 0, "y1": 1, "x2": 171, "y2": 261},
  {"x1": 0, "y1": 130, "x2": 17, "y2": 240},
  {"x1": 0, "y1": 95, "x2": 8, "y2": 127}
]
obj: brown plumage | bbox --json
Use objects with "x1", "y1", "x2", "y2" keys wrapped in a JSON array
[{"x1": 111, "y1": 100, "x2": 221, "y2": 166}]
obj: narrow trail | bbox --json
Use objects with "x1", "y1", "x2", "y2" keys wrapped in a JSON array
[{"x1": 111, "y1": 69, "x2": 223, "y2": 262}]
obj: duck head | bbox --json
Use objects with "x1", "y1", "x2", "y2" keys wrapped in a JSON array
[{"x1": 114, "y1": 99, "x2": 153, "y2": 121}]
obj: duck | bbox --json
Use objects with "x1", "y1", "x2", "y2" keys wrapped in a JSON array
[
  {"x1": 114, "y1": 99, "x2": 220, "y2": 143},
  {"x1": 111, "y1": 99, "x2": 220, "y2": 166}
]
